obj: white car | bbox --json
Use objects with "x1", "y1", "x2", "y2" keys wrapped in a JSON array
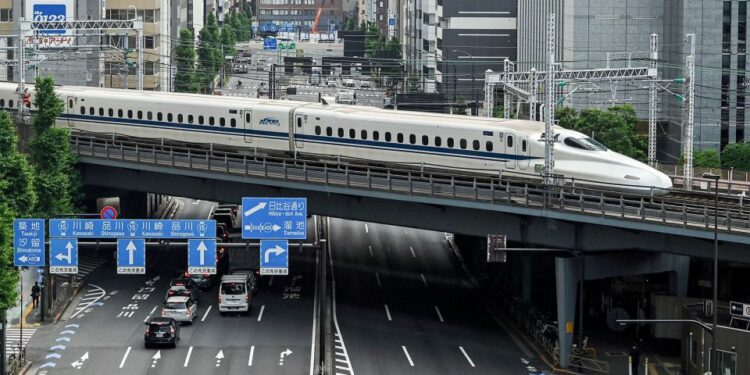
[{"x1": 161, "y1": 296, "x2": 198, "y2": 324}]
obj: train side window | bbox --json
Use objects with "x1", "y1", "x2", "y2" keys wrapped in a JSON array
[
  {"x1": 422, "y1": 135, "x2": 429, "y2": 146},
  {"x1": 157, "y1": 112, "x2": 163, "y2": 121},
  {"x1": 137, "y1": 110, "x2": 143, "y2": 119},
  {"x1": 486, "y1": 141, "x2": 494, "y2": 152},
  {"x1": 246, "y1": 113, "x2": 251, "y2": 122},
  {"x1": 198, "y1": 116, "x2": 204, "y2": 125},
  {"x1": 397, "y1": 133, "x2": 404, "y2": 143},
  {"x1": 8, "y1": 100, "x2": 12, "y2": 108},
  {"x1": 230, "y1": 119, "x2": 236, "y2": 127},
  {"x1": 472, "y1": 140, "x2": 480, "y2": 151},
  {"x1": 99, "y1": 108, "x2": 104, "y2": 116},
  {"x1": 69, "y1": 99, "x2": 73, "y2": 108},
  {"x1": 108, "y1": 108, "x2": 114, "y2": 117},
  {"x1": 297, "y1": 118, "x2": 302, "y2": 128},
  {"x1": 118, "y1": 109, "x2": 123, "y2": 117},
  {"x1": 89, "y1": 107, "x2": 95, "y2": 116},
  {"x1": 188, "y1": 115, "x2": 194, "y2": 124},
  {"x1": 220, "y1": 117, "x2": 225, "y2": 126},
  {"x1": 507, "y1": 136, "x2": 513, "y2": 148},
  {"x1": 127, "y1": 110, "x2": 133, "y2": 119},
  {"x1": 460, "y1": 139, "x2": 467, "y2": 149},
  {"x1": 80, "y1": 106, "x2": 85, "y2": 115},
  {"x1": 0, "y1": 99, "x2": 5, "y2": 107},
  {"x1": 147, "y1": 111, "x2": 153, "y2": 120},
  {"x1": 522, "y1": 140, "x2": 527, "y2": 152},
  {"x1": 409, "y1": 134, "x2": 416, "y2": 144},
  {"x1": 373, "y1": 131, "x2": 380, "y2": 141},
  {"x1": 178, "y1": 114, "x2": 183, "y2": 123},
  {"x1": 209, "y1": 116, "x2": 214, "y2": 126},
  {"x1": 435, "y1": 137, "x2": 442, "y2": 147},
  {"x1": 315, "y1": 126, "x2": 321, "y2": 135},
  {"x1": 349, "y1": 129, "x2": 356, "y2": 139},
  {"x1": 168, "y1": 113, "x2": 173, "y2": 122},
  {"x1": 361, "y1": 130, "x2": 367, "y2": 140},
  {"x1": 447, "y1": 138, "x2": 454, "y2": 148},
  {"x1": 326, "y1": 127, "x2": 332, "y2": 136},
  {"x1": 385, "y1": 132, "x2": 392, "y2": 142},
  {"x1": 338, "y1": 128, "x2": 344, "y2": 137}
]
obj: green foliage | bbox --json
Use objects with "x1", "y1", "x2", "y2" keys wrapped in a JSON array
[
  {"x1": 32, "y1": 77, "x2": 64, "y2": 133},
  {"x1": 0, "y1": 111, "x2": 36, "y2": 217},
  {"x1": 721, "y1": 142, "x2": 750, "y2": 171},
  {"x1": 454, "y1": 96, "x2": 468, "y2": 115},
  {"x1": 493, "y1": 105, "x2": 505, "y2": 118},
  {"x1": 30, "y1": 128, "x2": 76, "y2": 218},
  {"x1": 691, "y1": 149, "x2": 721, "y2": 168},
  {"x1": 197, "y1": 12, "x2": 222, "y2": 92},
  {"x1": 365, "y1": 22, "x2": 385, "y2": 58},
  {"x1": 345, "y1": 17, "x2": 358, "y2": 31},
  {"x1": 555, "y1": 105, "x2": 647, "y2": 161},
  {"x1": 174, "y1": 28, "x2": 199, "y2": 93},
  {"x1": 220, "y1": 27, "x2": 237, "y2": 60},
  {"x1": 0, "y1": 203, "x2": 19, "y2": 311}
]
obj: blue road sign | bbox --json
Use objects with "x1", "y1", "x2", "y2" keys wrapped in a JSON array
[
  {"x1": 263, "y1": 36, "x2": 278, "y2": 50},
  {"x1": 13, "y1": 219, "x2": 45, "y2": 267},
  {"x1": 188, "y1": 239, "x2": 217, "y2": 275},
  {"x1": 32, "y1": 4, "x2": 67, "y2": 35},
  {"x1": 389, "y1": 18, "x2": 396, "y2": 26},
  {"x1": 50, "y1": 238, "x2": 78, "y2": 274},
  {"x1": 117, "y1": 239, "x2": 146, "y2": 274},
  {"x1": 48, "y1": 219, "x2": 216, "y2": 239},
  {"x1": 242, "y1": 198, "x2": 307, "y2": 239},
  {"x1": 259, "y1": 240, "x2": 289, "y2": 275}
]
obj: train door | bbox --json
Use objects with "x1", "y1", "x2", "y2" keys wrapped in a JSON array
[
  {"x1": 66, "y1": 96, "x2": 76, "y2": 128},
  {"x1": 243, "y1": 110, "x2": 253, "y2": 143},
  {"x1": 294, "y1": 114, "x2": 304, "y2": 149},
  {"x1": 505, "y1": 133, "x2": 517, "y2": 169},
  {"x1": 519, "y1": 136, "x2": 530, "y2": 170}
]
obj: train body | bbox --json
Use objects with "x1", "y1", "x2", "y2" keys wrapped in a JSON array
[{"x1": 0, "y1": 82, "x2": 672, "y2": 193}]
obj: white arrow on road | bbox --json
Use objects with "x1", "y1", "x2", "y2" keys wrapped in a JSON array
[
  {"x1": 215, "y1": 350, "x2": 224, "y2": 367},
  {"x1": 264, "y1": 245, "x2": 286, "y2": 264},
  {"x1": 60, "y1": 330, "x2": 76, "y2": 335},
  {"x1": 56, "y1": 242, "x2": 73, "y2": 264},
  {"x1": 56, "y1": 337, "x2": 71, "y2": 342},
  {"x1": 243, "y1": 202, "x2": 266, "y2": 217},
  {"x1": 126, "y1": 241, "x2": 137, "y2": 265},
  {"x1": 280, "y1": 349, "x2": 292, "y2": 358},
  {"x1": 49, "y1": 345, "x2": 66, "y2": 351},
  {"x1": 196, "y1": 241, "x2": 207, "y2": 265},
  {"x1": 45, "y1": 353, "x2": 61, "y2": 360},
  {"x1": 40, "y1": 363, "x2": 56, "y2": 369},
  {"x1": 151, "y1": 350, "x2": 161, "y2": 368},
  {"x1": 65, "y1": 324, "x2": 79, "y2": 329},
  {"x1": 71, "y1": 351, "x2": 89, "y2": 369}
]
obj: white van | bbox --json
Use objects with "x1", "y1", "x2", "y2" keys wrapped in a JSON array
[{"x1": 218, "y1": 274, "x2": 252, "y2": 315}]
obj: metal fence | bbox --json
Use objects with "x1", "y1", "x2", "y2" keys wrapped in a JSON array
[
  {"x1": 5, "y1": 345, "x2": 26, "y2": 375},
  {"x1": 70, "y1": 134, "x2": 750, "y2": 238}
]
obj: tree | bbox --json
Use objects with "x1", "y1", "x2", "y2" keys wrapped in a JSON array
[
  {"x1": 555, "y1": 105, "x2": 647, "y2": 161},
  {"x1": 197, "y1": 12, "x2": 222, "y2": 92},
  {"x1": 345, "y1": 17, "x2": 358, "y2": 31},
  {"x1": 173, "y1": 29, "x2": 199, "y2": 93},
  {"x1": 454, "y1": 96, "x2": 468, "y2": 115},
  {"x1": 692, "y1": 149, "x2": 721, "y2": 168},
  {"x1": 493, "y1": 105, "x2": 505, "y2": 118},
  {"x1": 0, "y1": 111, "x2": 36, "y2": 217},
  {"x1": 0, "y1": 203, "x2": 19, "y2": 313},
  {"x1": 721, "y1": 142, "x2": 750, "y2": 171},
  {"x1": 29, "y1": 77, "x2": 79, "y2": 217},
  {"x1": 220, "y1": 27, "x2": 236, "y2": 61}
]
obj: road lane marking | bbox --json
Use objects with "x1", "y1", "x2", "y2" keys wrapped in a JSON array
[
  {"x1": 248, "y1": 346, "x2": 255, "y2": 366},
  {"x1": 410, "y1": 246, "x2": 416, "y2": 258},
  {"x1": 257, "y1": 305, "x2": 266, "y2": 322},
  {"x1": 402, "y1": 346, "x2": 414, "y2": 366},
  {"x1": 118, "y1": 346, "x2": 131, "y2": 368},
  {"x1": 375, "y1": 272, "x2": 382, "y2": 288},
  {"x1": 201, "y1": 305, "x2": 212, "y2": 322},
  {"x1": 434, "y1": 306, "x2": 445, "y2": 322},
  {"x1": 183, "y1": 346, "x2": 193, "y2": 367},
  {"x1": 365, "y1": 224, "x2": 369, "y2": 233},
  {"x1": 384, "y1": 304, "x2": 392, "y2": 321},
  {"x1": 368, "y1": 245, "x2": 373, "y2": 258},
  {"x1": 459, "y1": 346, "x2": 476, "y2": 367},
  {"x1": 420, "y1": 273, "x2": 428, "y2": 287}
]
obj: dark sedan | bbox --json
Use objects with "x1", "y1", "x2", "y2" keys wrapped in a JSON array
[{"x1": 144, "y1": 317, "x2": 180, "y2": 348}]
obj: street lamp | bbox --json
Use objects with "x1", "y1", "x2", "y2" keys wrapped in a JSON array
[
  {"x1": 452, "y1": 49, "x2": 476, "y2": 115},
  {"x1": 703, "y1": 171, "x2": 720, "y2": 375}
]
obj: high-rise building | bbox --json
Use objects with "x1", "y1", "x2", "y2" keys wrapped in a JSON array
[
  {"x1": 256, "y1": 0, "x2": 344, "y2": 33},
  {"x1": 517, "y1": 0, "x2": 746, "y2": 158}
]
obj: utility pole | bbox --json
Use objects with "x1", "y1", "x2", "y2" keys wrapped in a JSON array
[
  {"x1": 123, "y1": 35, "x2": 129, "y2": 89},
  {"x1": 503, "y1": 59, "x2": 512, "y2": 119},
  {"x1": 529, "y1": 68, "x2": 538, "y2": 122},
  {"x1": 648, "y1": 34, "x2": 659, "y2": 167},
  {"x1": 543, "y1": 12, "x2": 556, "y2": 185},
  {"x1": 683, "y1": 34, "x2": 696, "y2": 191}
]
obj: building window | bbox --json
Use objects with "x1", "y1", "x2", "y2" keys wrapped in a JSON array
[
  {"x1": 145, "y1": 61, "x2": 155, "y2": 76},
  {"x1": 145, "y1": 36, "x2": 155, "y2": 49},
  {"x1": 689, "y1": 336, "x2": 698, "y2": 366},
  {"x1": 0, "y1": 9, "x2": 13, "y2": 22},
  {"x1": 723, "y1": 1, "x2": 732, "y2": 54},
  {"x1": 740, "y1": 2, "x2": 747, "y2": 53}
]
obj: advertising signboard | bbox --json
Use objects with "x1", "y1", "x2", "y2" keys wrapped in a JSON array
[{"x1": 25, "y1": 0, "x2": 75, "y2": 47}]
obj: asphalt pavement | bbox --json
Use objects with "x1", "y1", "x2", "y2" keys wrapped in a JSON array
[
  {"x1": 24, "y1": 198, "x2": 318, "y2": 375},
  {"x1": 328, "y1": 218, "x2": 544, "y2": 374}
]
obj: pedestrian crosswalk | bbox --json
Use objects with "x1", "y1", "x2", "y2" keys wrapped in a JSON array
[
  {"x1": 5, "y1": 328, "x2": 36, "y2": 358},
  {"x1": 77, "y1": 255, "x2": 107, "y2": 279}
]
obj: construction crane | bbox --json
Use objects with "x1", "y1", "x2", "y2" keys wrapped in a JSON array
[{"x1": 312, "y1": 0, "x2": 327, "y2": 33}]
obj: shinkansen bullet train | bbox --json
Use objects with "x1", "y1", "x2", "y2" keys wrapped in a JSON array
[{"x1": 0, "y1": 82, "x2": 672, "y2": 194}]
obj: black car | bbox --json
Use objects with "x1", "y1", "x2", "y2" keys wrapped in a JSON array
[
  {"x1": 144, "y1": 317, "x2": 180, "y2": 348},
  {"x1": 166, "y1": 278, "x2": 200, "y2": 301},
  {"x1": 183, "y1": 271, "x2": 213, "y2": 290}
]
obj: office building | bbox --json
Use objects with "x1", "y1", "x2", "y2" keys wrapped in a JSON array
[{"x1": 256, "y1": 0, "x2": 344, "y2": 33}]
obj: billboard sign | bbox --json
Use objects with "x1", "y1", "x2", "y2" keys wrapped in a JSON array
[{"x1": 25, "y1": 0, "x2": 75, "y2": 47}]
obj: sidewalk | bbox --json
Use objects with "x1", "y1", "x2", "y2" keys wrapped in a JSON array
[{"x1": 7, "y1": 267, "x2": 39, "y2": 328}]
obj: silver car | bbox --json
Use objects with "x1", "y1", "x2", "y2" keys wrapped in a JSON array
[{"x1": 161, "y1": 296, "x2": 197, "y2": 324}]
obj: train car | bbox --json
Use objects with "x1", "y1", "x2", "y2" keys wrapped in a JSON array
[{"x1": 0, "y1": 82, "x2": 672, "y2": 194}]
